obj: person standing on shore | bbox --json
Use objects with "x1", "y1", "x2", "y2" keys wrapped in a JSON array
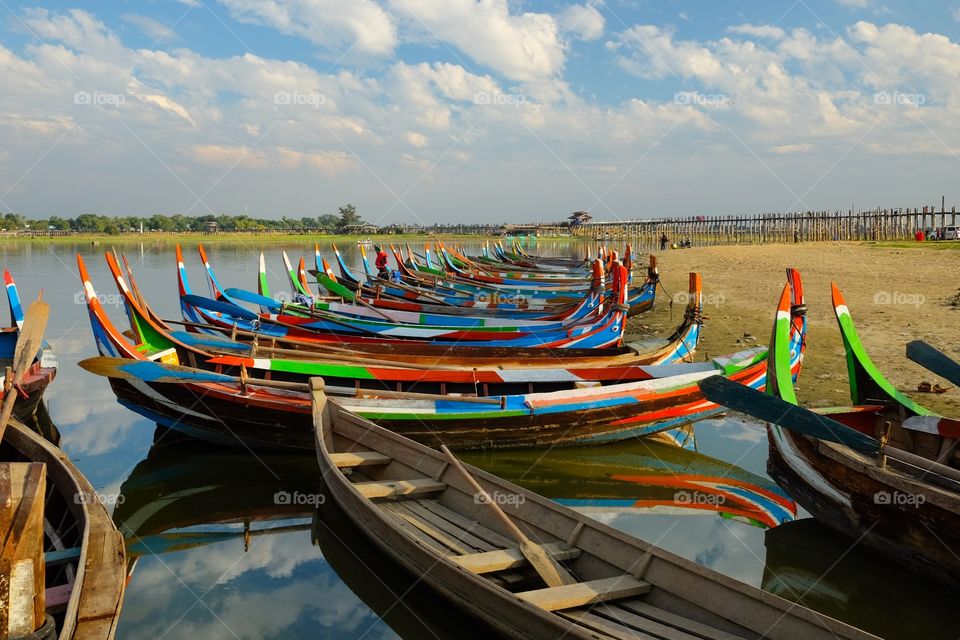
[
  {"x1": 660, "y1": 233, "x2": 668, "y2": 251},
  {"x1": 375, "y1": 245, "x2": 389, "y2": 279}
]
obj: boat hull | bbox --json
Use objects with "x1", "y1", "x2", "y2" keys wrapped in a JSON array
[{"x1": 768, "y1": 427, "x2": 960, "y2": 587}]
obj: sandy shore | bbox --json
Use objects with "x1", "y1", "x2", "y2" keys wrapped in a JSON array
[{"x1": 630, "y1": 242, "x2": 960, "y2": 416}]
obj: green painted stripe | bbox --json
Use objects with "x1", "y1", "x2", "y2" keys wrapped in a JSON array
[
  {"x1": 266, "y1": 358, "x2": 373, "y2": 379},
  {"x1": 771, "y1": 311, "x2": 797, "y2": 405}
]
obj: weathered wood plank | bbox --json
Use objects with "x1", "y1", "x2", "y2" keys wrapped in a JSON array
[
  {"x1": 516, "y1": 576, "x2": 651, "y2": 612},
  {"x1": 353, "y1": 479, "x2": 446, "y2": 500},
  {"x1": 559, "y1": 609, "x2": 654, "y2": 639},
  {"x1": 594, "y1": 603, "x2": 706, "y2": 640},
  {"x1": 617, "y1": 600, "x2": 749, "y2": 640},
  {"x1": 329, "y1": 451, "x2": 392, "y2": 468},
  {"x1": 417, "y1": 499, "x2": 515, "y2": 549},
  {"x1": 452, "y1": 542, "x2": 580, "y2": 574}
]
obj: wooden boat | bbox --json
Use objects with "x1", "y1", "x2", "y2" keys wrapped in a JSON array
[
  {"x1": 2, "y1": 418, "x2": 126, "y2": 639},
  {"x1": 78, "y1": 260, "x2": 802, "y2": 450},
  {"x1": 311, "y1": 379, "x2": 876, "y2": 639},
  {"x1": 178, "y1": 251, "x2": 634, "y2": 349},
  {"x1": 2, "y1": 270, "x2": 58, "y2": 422},
  {"x1": 700, "y1": 282, "x2": 960, "y2": 587},
  {"x1": 105, "y1": 250, "x2": 704, "y2": 376}
]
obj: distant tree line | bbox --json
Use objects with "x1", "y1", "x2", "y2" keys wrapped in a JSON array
[{"x1": 2, "y1": 204, "x2": 368, "y2": 234}]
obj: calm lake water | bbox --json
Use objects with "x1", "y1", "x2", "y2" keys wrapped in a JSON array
[{"x1": 1, "y1": 239, "x2": 957, "y2": 640}]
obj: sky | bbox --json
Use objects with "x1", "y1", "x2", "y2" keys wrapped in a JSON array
[{"x1": 1, "y1": 1, "x2": 959, "y2": 225}]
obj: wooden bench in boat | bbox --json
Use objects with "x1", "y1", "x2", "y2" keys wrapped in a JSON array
[
  {"x1": 329, "y1": 451, "x2": 392, "y2": 468},
  {"x1": 353, "y1": 479, "x2": 445, "y2": 500}
]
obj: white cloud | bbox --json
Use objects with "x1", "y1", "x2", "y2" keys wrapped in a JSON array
[
  {"x1": 953, "y1": 8, "x2": 960, "y2": 22},
  {"x1": 728, "y1": 23, "x2": 786, "y2": 40},
  {"x1": 218, "y1": 0, "x2": 397, "y2": 56},
  {"x1": 771, "y1": 143, "x2": 813, "y2": 154},
  {"x1": 405, "y1": 131, "x2": 427, "y2": 147},
  {"x1": 122, "y1": 14, "x2": 179, "y2": 41},
  {"x1": 389, "y1": 0, "x2": 565, "y2": 81},
  {"x1": 836, "y1": 0, "x2": 869, "y2": 7},
  {"x1": 559, "y1": 4, "x2": 605, "y2": 41}
]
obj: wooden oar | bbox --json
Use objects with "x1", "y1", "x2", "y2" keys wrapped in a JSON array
[
  {"x1": 0, "y1": 295, "x2": 49, "y2": 440},
  {"x1": 78, "y1": 357, "x2": 504, "y2": 405},
  {"x1": 699, "y1": 376, "x2": 960, "y2": 484},
  {"x1": 439, "y1": 444, "x2": 576, "y2": 587},
  {"x1": 906, "y1": 340, "x2": 960, "y2": 387}
]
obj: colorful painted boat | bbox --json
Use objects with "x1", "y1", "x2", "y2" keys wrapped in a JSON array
[
  {"x1": 78, "y1": 256, "x2": 805, "y2": 451},
  {"x1": 1, "y1": 270, "x2": 58, "y2": 422},
  {"x1": 310, "y1": 380, "x2": 875, "y2": 639}
]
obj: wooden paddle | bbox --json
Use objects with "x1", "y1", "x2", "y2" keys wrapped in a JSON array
[
  {"x1": 439, "y1": 444, "x2": 575, "y2": 588},
  {"x1": 699, "y1": 375, "x2": 960, "y2": 484},
  {"x1": 78, "y1": 356, "x2": 504, "y2": 405},
  {"x1": 0, "y1": 295, "x2": 49, "y2": 441},
  {"x1": 906, "y1": 340, "x2": 960, "y2": 387}
]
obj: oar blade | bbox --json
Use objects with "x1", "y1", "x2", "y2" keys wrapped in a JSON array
[
  {"x1": 78, "y1": 356, "x2": 235, "y2": 386},
  {"x1": 11, "y1": 297, "x2": 50, "y2": 384},
  {"x1": 698, "y1": 375, "x2": 880, "y2": 455},
  {"x1": 906, "y1": 340, "x2": 960, "y2": 387},
  {"x1": 520, "y1": 540, "x2": 576, "y2": 588}
]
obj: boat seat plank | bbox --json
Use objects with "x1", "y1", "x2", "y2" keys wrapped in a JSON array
[
  {"x1": 594, "y1": 604, "x2": 708, "y2": 640},
  {"x1": 452, "y1": 542, "x2": 580, "y2": 574},
  {"x1": 516, "y1": 576, "x2": 652, "y2": 612},
  {"x1": 378, "y1": 506, "x2": 453, "y2": 555},
  {"x1": 416, "y1": 500, "x2": 516, "y2": 548},
  {"x1": 353, "y1": 479, "x2": 445, "y2": 500},
  {"x1": 617, "y1": 601, "x2": 749, "y2": 640},
  {"x1": 560, "y1": 609, "x2": 656, "y2": 639},
  {"x1": 329, "y1": 451, "x2": 392, "y2": 468},
  {"x1": 401, "y1": 502, "x2": 498, "y2": 552},
  {"x1": 45, "y1": 583, "x2": 73, "y2": 608},
  {"x1": 382, "y1": 504, "x2": 475, "y2": 555}
]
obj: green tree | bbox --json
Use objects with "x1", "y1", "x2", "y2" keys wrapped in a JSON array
[
  {"x1": 317, "y1": 214, "x2": 338, "y2": 230},
  {"x1": 336, "y1": 204, "x2": 362, "y2": 232},
  {"x1": 47, "y1": 216, "x2": 70, "y2": 230}
]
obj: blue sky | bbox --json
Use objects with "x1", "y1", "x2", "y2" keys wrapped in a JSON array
[{"x1": 1, "y1": 1, "x2": 959, "y2": 224}]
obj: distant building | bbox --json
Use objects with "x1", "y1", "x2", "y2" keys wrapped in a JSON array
[
  {"x1": 568, "y1": 211, "x2": 592, "y2": 227},
  {"x1": 203, "y1": 221, "x2": 219, "y2": 233}
]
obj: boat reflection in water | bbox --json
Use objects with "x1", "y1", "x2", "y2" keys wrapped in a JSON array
[
  {"x1": 764, "y1": 518, "x2": 960, "y2": 640},
  {"x1": 113, "y1": 436, "x2": 496, "y2": 639},
  {"x1": 461, "y1": 429, "x2": 797, "y2": 530}
]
